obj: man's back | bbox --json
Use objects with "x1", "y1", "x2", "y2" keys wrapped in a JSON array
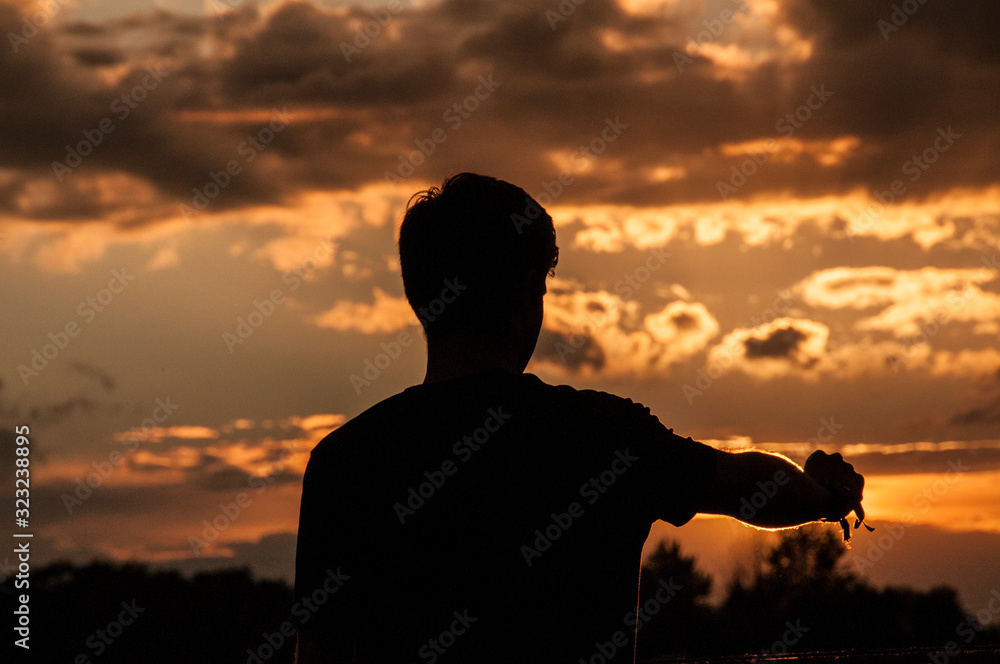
[
  {"x1": 295, "y1": 173, "x2": 868, "y2": 663},
  {"x1": 294, "y1": 371, "x2": 717, "y2": 663}
]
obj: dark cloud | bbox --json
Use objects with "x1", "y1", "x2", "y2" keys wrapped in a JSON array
[
  {"x1": 850, "y1": 446, "x2": 1000, "y2": 476},
  {"x1": 671, "y1": 312, "x2": 698, "y2": 331},
  {"x1": 535, "y1": 328, "x2": 605, "y2": 371},
  {"x1": 196, "y1": 464, "x2": 254, "y2": 492},
  {"x1": 25, "y1": 395, "x2": 105, "y2": 425},
  {"x1": 948, "y1": 381, "x2": 1000, "y2": 427},
  {"x1": 221, "y1": 1, "x2": 457, "y2": 106},
  {"x1": 224, "y1": 532, "x2": 296, "y2": 582},
  {"x1": 0, "y1": 0, "x2": 997, "y2": 225},
  {"x1": 769, "y1": 0, "x2": 1000, "y2": 197},
  {"x1": 744, "y1": 326, "x2": 807, "y2": 359},
  {"x1": 152, "y1": 532, "x2": 296, "y2": 583},
  {"x1": 69, "y1": 361, "x2": 116, "y2": 392},
  {"x1": 826, "y1": 274, "x2": 895, "y2": 290},
  {"x1": 785, "y1": 0, "x2": 1000, "y2": 66},
  {"x1": 949, "y1": 402, "x2": 1000, "y2": 427},
  {"x1": 197, "y1": 463, "x2": 301, "y2": 492},
  {"x1": 0, "y1": 2, "x2": 285, "y2": 221},
  {"x1": 69, "y1": 47, "x2": 124, "y2": 67},
  {"x1": 60, "y1": 20, "x2": 113, "y2": 37}
]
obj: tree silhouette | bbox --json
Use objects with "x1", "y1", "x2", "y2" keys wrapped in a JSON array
[
  {"x1": 3, "y1": 560, "x2": 294, "y2": 664},
  {"x1": 636, "y1": 527, "x2": 999, "y2": 659},
  {"x1": 635, "y1": 539, "x2": 716, "y2": 658},
  {"x1": 5, "y1": 536, "x2": 998, "y2": 662},
  {"x1": 717, "y1": 525, "x2": 978, "y2": 655}
]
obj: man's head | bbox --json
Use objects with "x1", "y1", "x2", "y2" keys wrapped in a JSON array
[{"x1": 398, "y1": 173, "x2": 558, "y2": 356}]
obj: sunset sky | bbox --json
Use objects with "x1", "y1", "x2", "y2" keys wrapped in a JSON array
[{"x1": 2, "y1": 0, "x2": 999, "y2": 618}]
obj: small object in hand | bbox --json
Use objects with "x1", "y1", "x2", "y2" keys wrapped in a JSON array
[
  {"x1": 805, "y1": 450, "x2": 874, "y2": 545},
  {"x1": 837, "y1": 515, "x2": 876, "y2": 546}
]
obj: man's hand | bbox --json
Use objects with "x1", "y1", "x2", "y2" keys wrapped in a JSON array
[
  {"x1": 804, "y1": 450, "x2": 872, "y2": 541},
  {"x1": 696, "y1": 448, "x2": 873, "y2": 535}
]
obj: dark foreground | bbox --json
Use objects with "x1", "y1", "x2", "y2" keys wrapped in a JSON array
[
  {"x1": 643, "y1": 644, "x2": 1000, "y2": 663},
  {"x1": 6, "y1": 529, "x2": 998, "y2": 664}
]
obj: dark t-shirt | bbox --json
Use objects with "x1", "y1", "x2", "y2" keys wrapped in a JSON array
[{"x1": 294, "y1": 371, "x2": 717, "y2": 663}]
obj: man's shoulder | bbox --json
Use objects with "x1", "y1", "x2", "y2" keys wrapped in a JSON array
[
  {"x1": 537, "y1": 375, "x2": 663, "y2": 423},
  {"x1": 309, "y1": 388, "x2": 415, "y2": 458},
  {"x1": 347, "y1": 370, "x2": 657, "y2": 417},
  {"x1": 308, "y1": 372, "x2": 662, "y2": 458}
]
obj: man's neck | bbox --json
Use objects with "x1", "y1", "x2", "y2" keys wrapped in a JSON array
[{"x1": 422, "y1": 332, "x2": 523, "y2": 384}]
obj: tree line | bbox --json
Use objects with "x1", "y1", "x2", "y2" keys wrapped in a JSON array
[{"x1": 3, "y1": 524, "x2": 997, "y2": 663}]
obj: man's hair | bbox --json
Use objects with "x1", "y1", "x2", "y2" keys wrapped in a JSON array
[{"x1": 398, "y1": 172, "x2": 558, "y2": 336}]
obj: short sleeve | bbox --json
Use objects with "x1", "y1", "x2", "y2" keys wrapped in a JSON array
[
  {"x1": 293, "y1": 440, "x2": 356, "y2": 630},
  {"x1": 605, "y1": 396, "x2": 718, "y2": 527},
  {"x1": 293, "y1": 446, "x2": 331, "y2": 603}
]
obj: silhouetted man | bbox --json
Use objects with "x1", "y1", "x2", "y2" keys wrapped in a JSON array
[{"x1": 294, "y1": 173, "x2": 866, "y2": 663}]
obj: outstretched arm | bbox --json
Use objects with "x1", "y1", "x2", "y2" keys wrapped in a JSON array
[{"x1": 695, "y1": 449, "x2": 865, "y2": 529}]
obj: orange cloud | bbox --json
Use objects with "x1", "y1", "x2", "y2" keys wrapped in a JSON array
[
  {"x1": 313, "y1": 287, "x2": 416, "y2": 334},
  {"x1": 706, "y1": 317, "x2": 829, "y2": 380},
  {"x1": 794, "y1": 265, "x2": 1000, "y2": 338},
  {"x1": 719, "y1": 136, "x2": 860, "y2": 166},
  {"x1": 547, "y1": 187, "x2": 1000, "y2": 254},
  {"x1": 113, "y1": 425, "x2": 219, "y2": 444},
  {"x1": 536, "y1": 281, "x2": 719, "y2": 377},
  {"x1": 0, "y1": 184, "x2": 406, "y2": 274}
]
